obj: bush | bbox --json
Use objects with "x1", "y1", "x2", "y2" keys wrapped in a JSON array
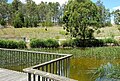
[
  {"x1": 0, "y1": 40, "x2": 18, "y2": 49},
  {"x1": 30, "y1": 39, "x2": 45, "y2": 48},
  {"x1": 59, "y1": 31, "x2": 69, "y2": 35},
  {"x1": 6, "y1": 40, "x2": 18, "y2": 49},
  {"x1": 41, "y1": 22, "x2": 53, "y2": 27},
  {"x1": 0, "y1": 40, "x2": 7, "y2": 48},
  {"x1": 0, "y1": 40, "x2": 27, "y2": 49},
  {"x1": 102, "y1": 38, "x2": 119, "y2": 46},
  {"x1": 18, "y1": 41, "x2": 26, "y2": 49},
  {"x1": 61, "y1": 39, "x2": 74, "y2": 47},
  {"x1": 0, "y1": 18, "x2": 6, "y2": 26},
  {"x1": 61, "y1": 38, "x2": 104, "y2": 47},
  {"x1": 30, "y1": 38, "x2": 59, "y2": 48},
  {"x1": 44, "y1": 39, "x2": 59, "y2": 48}
]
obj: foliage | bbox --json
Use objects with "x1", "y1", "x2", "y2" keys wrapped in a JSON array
[
  {"x1": 44, "y1": 39, "x2": 59, "y2": 48},
  {"x1": 0, "y1": 18, "x2": 6, "y2": 26},
  {"x1": 61, "y1": 39, "x2": 74, "y2": 47},
  {"x1": 17, "y1": 41, "x2": 26, "y2": 49},
  {"x1": 6, "y1": 40, "x2": 18, "y2": 49},
  {"x1": 118, "y1": 26, "x2": 120, "y2": 31},
  {"x1": 13, "y1": 12, "x2": 23, "y2": 28},
  {"x1": 73, "y1": 38, "x2": 104, "y2": 47},
  {"x1": 0, "y1": 39, "x2": 26, "y2": 49},
  {"x1": 102, "y1": 38, "x2": 119, "y2": 45},
  {"x1": 96, "y1": 0, "x2": 111, "y2": 27},
  {"x1": 63, "y1": 0, "x2": 101, "y2": 40},
  {"x1": 29, "y1": 46, "x2": 120, "y2": 59},
  {"x1": 0, "y1": 40, "x2": 7, "y2": 48},
  {"x1": 92, "y1": 63, "x2": 120, "y2": 81},
  {"x1": 24, "y1": 15, "x2": 39, "y2": 27},
  {"x1": 59, "y1": 30, "x2": 68, "y2": 35},
  {"x1": 61, "y1": 38, "x2": 104, "y2": 47},
  {"x1": 113, "y1": 9, "x2": 120, "y2": 25},
  {"x1": 0, "y1": 0, "x2": 63, "y2": 27},
  {"x1": 30, "y1": 39, "x2": 45, "y2": 48},
  {"x1": 30, "y1": 38, "x2": 59, "y2": 48}
]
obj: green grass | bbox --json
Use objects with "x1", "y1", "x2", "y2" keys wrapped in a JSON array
[
  {"x1": 94, "y1": 25, "x2": 120, "y2": 38},
  {"x1": 28, "y1": 46, "x2": 120, "y2": 59},
  {"x1": 0, "y1": 26, "x2": 119, "y2": 41},
  {"x1": 0, "y1": 27, "x2": 70, "y2": 39}
]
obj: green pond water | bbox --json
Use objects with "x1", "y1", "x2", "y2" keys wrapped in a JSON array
[
  {"x1": 3, "y1": 57, "x2": 120, "y2": 81},
  {"x1": 69, "y1": 58, "x2": 120, "y2": 81}
]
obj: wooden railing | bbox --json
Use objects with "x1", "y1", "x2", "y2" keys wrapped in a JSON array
[{"x1": 0, "y1": 48, "x2": 77, "y2": 81}]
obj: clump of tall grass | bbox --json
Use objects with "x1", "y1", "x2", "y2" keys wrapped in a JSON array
[{"x1": 92, "y1": 63, "x2": 120, "y2": 81}]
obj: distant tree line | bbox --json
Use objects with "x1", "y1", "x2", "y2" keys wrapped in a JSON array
[
  {"x1": 0, "y1": 0, "x2": 64, "y2": 28},
  {"x1": 0, "y1": 0, "x2": 119, "y2": 28}
]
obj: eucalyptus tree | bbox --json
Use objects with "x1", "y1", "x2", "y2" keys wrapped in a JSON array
[
  {"x1": 0, "y1": 0, "x2": 8, "y2": 26},
  {"x1": 24, "y1": 0, "x2": 38, "y2": 27},
  {"x1": 96, "y1": 0, "x2": 111, "y2": 27},
  {"x1": 63, "y1": 0, "x2": 101, "y2": 40},
  {"x1": 113, "y1": 9, "x2": 120, "y2": 25}
]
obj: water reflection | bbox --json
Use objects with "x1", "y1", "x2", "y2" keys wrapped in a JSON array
[{"x1": 70, "y1": 58, "x2": 120, "y2": 81}]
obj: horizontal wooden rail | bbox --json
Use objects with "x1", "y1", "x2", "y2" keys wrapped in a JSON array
[
  {"x1": 29, "y1": 55, "x2": 72, "y2": 69},
  {"x1": 0, "y1": 48, "x2": 69, "y2": 56},
  {"x1": 23, "y1": 68, "x2": 77, "y2": 81}
]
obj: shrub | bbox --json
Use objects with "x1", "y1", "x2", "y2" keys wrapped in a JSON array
[
  {"x1": 0, "y1": 18, "x2": 6, "y2": 26},
  {"x1": 6, "y1": 40, "x2": 18, "y2": 49},
  {"x1": 103, "y1": 38, "x2": 117, "y2": 43},
  {"x1": 18, "y1": 41, "x2": 26, "y2": 49},
  {"x1": 30, "y1": 39, "x2": 45, "y2": 48},
  {"x1": 0, "y1": 40, "x2": 18, "y2": 49},
  {"x1": 41, "y1": 22, "x2": 53, "y2": 27},
  {"x1": 30, "y1": 38, "x2": 59, "y2": 48},
  {"x1": 61, "y1": 39, "x2": 74, "y2": 47},
  {"x1": 73, "y1": 38, "x2": 104, "y2": 47},
  {"x1": 0, "y1": 40, "x2": 7, "y2": 48},
  {"x1": 102, "y1": 38, "x2": 119, "y2": 46},
  {"x1": 0, "y1": 40, "x2": 27, "y2": 49},
  {"x1": 59, "y1": 31, "x2": 69, "y2": 35},
  {"x1": 44, "y1": 39, "x2": 59, "y2": 48}
]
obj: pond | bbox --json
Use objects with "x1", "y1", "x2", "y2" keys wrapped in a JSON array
[
  {"x1": 1, "y1": 47, "x2": 120, "y2": 81},
  {"x1": 69, "y1": 57, "x2": 120, "y2": 81}
]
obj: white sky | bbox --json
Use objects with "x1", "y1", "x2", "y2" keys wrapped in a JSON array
[
  {"x1": 20, "y1": 0, "x2": 68, "y2": 5},
  {"x1": 113, "y1": 6, "x2": 120, "y2": 11}
]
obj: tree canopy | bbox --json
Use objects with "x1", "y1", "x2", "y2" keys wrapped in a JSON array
[
  {"x1": 113, "y1": 9, "x2": 120, "y2": 25},
  {"x1": 63, "y1": 0, "x2": 101, "y2": 39}
]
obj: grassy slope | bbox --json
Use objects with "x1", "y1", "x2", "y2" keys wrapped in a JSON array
[
  {"x1": 0, "y1": 26, "x2": 119, "y2": 40},
  {"x1": 94, "y1": 25, "x2": 120, "y2": 37},
  {"x1": 0, "y1": 27, "x2": 69, "y2": 39}
]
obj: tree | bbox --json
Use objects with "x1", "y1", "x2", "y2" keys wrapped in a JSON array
[
  {"x1": 96, "y1": 0, "x2": 111, "y2": 27},
  {"x1": 113, "y1": 9, "x2": 120, "y2": 25},
  {"x1": 12, "y1": 0, "x2": 21, "y2": 12},
  {"x1": 0, "y1": 0, "x2": 8, "y2": 26},
  {"x1": 13, "y1": 12, "x2": 23, "y2": 28},
  {"x1": 63, "y1": 0, "x2": 101, "y2": 40}
]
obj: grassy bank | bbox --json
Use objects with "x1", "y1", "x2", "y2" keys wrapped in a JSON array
[
  {"x1": 0, "y1": 26, "x2": 119, "y2": 40},
  {"x1": 28, "y1": 46, "x2": 120, "y2": 59},
  {"x1": 94, "y1": 26, "x2": 120, "y2": 37},
  {"x1": 0, "y1": 27, "x2": 69, "y2": 39}
]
